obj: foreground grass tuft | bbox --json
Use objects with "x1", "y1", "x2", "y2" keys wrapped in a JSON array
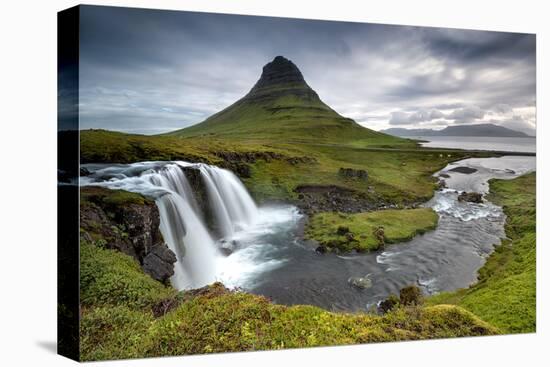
[
  {"x1": 80, "y1": 283, "x2": 497, "y2": 361},
  {"x1": 80, "y1": 241, "x2": 176, "y2": 309},
  {"x1": 428, "y1": 172, "x2": 536, "y2": 333},
  {"x1": 306, "y1": 208, "x2": 438, "y2": 252}
]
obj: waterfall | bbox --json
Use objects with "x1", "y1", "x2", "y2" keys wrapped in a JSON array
[
  {"x1": 196, "y1": 164, "x2": 258, "y2": 238},
  {"x1": 81, "y1": 161, "x2": 259, "y2": 290}
]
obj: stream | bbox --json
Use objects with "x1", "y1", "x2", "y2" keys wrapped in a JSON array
[{"x1": 81, "y1": 155, "x2": 535, "y2": 312}]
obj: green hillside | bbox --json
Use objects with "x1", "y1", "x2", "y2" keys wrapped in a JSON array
[{"x1": 168, "y1": 56, "x2": 408, "y2": 147}]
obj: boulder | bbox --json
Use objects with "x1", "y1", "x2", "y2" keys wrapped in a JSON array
[
  {"x1": 458, "y1": 192, "x2": 483, "y2": 203},
  {"x1": 80, "y1": 167, "x2": 91, "y2": 176},
  {"x1": 338, "y1": 167, "x2": 368, "y2": 180},
  {"x1": 143, "y1": 244, "x2": 177, "y2": 284},
  {"x1": 348, "y1": 275, "x2": 372, "y2": 289},
  {"x1": 449, "y1": 166, "x2": 477, "y2": 174}
]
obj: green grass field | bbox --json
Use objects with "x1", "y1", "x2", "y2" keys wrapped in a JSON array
[{"x1": 306, "y1": 208, "x2": 438, "y2": 252}]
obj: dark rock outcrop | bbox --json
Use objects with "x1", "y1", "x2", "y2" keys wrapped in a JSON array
[
  {"x1": 143, "y1": 245, "x2": 177, "y2": 284},
  {"x1": 80, "y1": 187, "x2": 176, "y2": 284},
  {"x1": 213, "y1": 150, "x2": 316, "y2": 179},
  {"x1": 339, "y1": 167, "x2": 368, "y2": 180},
  {"x1": 294, "y1": 184, "x2": 382, "y2": 214},
  {"x1": 458, "y1": 191, "x2": 483, "y2": 203},
  {"x1": 449, "y1": 166, "x2": 478, "y2": 174}
]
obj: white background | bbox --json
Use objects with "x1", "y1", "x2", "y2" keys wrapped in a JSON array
[{"x1": 0, "y1": 0, "x2": 547, "y2": 366}]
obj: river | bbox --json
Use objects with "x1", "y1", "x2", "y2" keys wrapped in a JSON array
[{"x1": 81, "y1": 155, "x2": 535, "y2": 312}]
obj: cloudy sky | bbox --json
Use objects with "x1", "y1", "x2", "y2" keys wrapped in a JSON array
[{"x1": 77, "y1": 5, "x2": 536, "y2": 135}]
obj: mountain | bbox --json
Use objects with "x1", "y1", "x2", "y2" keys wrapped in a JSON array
[
  {"x1": 168, "y1": 56, "x2": 401, "y2": 144},
  {"x1": 381, "y1": 124, "x2": 531, "y2": 138}
]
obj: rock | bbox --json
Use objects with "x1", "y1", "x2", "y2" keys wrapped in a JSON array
[
  {"x1": 439, "y1": 173, "x2": 450, "y2": 178},
  {"x1": 338, "y1": 167, "x2": 368, "y2": 180},
  {"x1": 219, "y1": 239, "x2": 238, "y2": 255},
  {"x1": 348, "y1": 274, "x2": 372, "y2": 289},
  {"x1": 80, "y1": 167, "x2": 91, "y2": 176},
  {"x1": 143, "y1": 244, "x2": 177, "y2": 284},
  {"x1": 285, "y1": 156, "x2": 317, "y2": 165},
  {"x1": 437, "y1": 179, "x2": 447, "y2": 190},
  {"x1": 294, "y1": 184, "x2": 381, "y2": 214},
  {"x1": 80, "y1": 186, "x2": 176, "y2": 284},
  {"x1": 458, "y1": 191, "x2": 483, "y2": 203},
  {"x1": 315, "y1": 245, "x2": 327, "y2": 254},
  {"x1": 373, "y1": 226, "x2": 385, "y2": 248},
  {"x1": 399, "y1": 285, "x2": 423, "y2": 306},
  {"x1": 449, "y1": 166, "x2": 477, "y2": 174}
]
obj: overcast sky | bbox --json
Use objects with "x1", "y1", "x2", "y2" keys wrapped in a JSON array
[{"x1": 77, "y1": 5, "x2": 536, "y2": 135}]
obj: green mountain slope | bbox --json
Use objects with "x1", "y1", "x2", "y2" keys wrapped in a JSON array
[{"x1": 168, "y1": 56, "x2": 404, "y2": 146}]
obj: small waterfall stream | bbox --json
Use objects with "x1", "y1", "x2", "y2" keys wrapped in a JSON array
[{"x1": 80, "y1": 161, "x2": 260, "y2": 289}]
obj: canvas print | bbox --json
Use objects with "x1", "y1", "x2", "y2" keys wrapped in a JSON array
[{"x1": 57, "y1": 5, "x2": 536, "y2": 362}]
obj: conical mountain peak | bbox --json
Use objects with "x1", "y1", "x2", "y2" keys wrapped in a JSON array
[
  {"x1": 252, "y1": 56, "x2": 306, "y2": 89},
  {"x1": 245, "y1": 56, "x2": 318, "y2": 102},
  {"x1": 171, "y1": 56, "x2": 379, "y2": 141}
]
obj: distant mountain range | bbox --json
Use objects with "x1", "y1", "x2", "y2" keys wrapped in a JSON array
[{"x1": 380, "y1": 124, "x2": 532, "y2": 138}]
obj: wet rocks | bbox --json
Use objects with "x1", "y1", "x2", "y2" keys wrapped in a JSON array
[
  {"x1": 219, "y1": 239, "x2": 239, "y2": 255},
  {"x1": 458, "y1": 191, "x2": 483, "y2": 203},
  {"x1": 143, "y1": 244, "x2": 177, "y2": 284},
  {"x1": 339, "y1": 167, "x2": 368, "y2": 180},
  {"x1": 348, "y1": 275, "x2": 373, "y2": 289},
  {"x1": 80, "y1": 167, "x2": 91, "y2": 176},
  {"x1": 294, "y1": 184, "x2": 379, "y2": 214},
  {"x1": 449, "y1": 166, "x2": 478, "y2": 174}
]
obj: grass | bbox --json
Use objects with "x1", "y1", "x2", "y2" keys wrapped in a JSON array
[
  {"x1": 428, "y1": 172, "x2": 536, "y2": 333},
  {"x1": 80, "y1": 129, "x2": 488, "y2": 207},
  {"x1": 306, "y1": 208, "x2": 438, "y2": 252},
  {"x1": 80, "y1": 282, "x2": 497, "y2": 361},
  {"x1": 80, "y1": 241, "x2": 176, "y2": 309},
  {"x1": 80, "y1": 186, "x2": 147, "y2": 207}
]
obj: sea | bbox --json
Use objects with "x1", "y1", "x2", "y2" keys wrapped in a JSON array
[{"x1": 415, "y1": 136, "x2": 536, "y2": 153}]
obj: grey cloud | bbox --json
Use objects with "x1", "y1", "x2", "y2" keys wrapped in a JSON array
[
  {"x1": 76, "y1": 5, "x2": 536, "y2": 135},
  {"x1": 448, "y1": 106, "x2": 486, "y2": 123},
  {"x1": 389, "y1": 109, "x2": 445, "y2": 125}
]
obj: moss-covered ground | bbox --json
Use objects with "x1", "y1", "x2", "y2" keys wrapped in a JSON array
[
  {"x1": 428, "y1": 172, "x2": 536, "y2": 333},
  {"x1": 80, "y1": 129, "x2": 493, "y2": 206},
  {"x1": 306, "y1": 208, "x2": 438, "y2": 252}
]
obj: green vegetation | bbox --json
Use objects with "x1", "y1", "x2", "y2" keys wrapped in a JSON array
[
  {"x1": 80, "y1": 186, "x2": 147, "y2": 207},
  {"x1": 80, "y1": 129, "x2": 484, "y2": 206},
  {"x1": 428, "y1": 172, "x2": 536, "y2": 333},
  {"x1": 80, "y1": 241, "x2": 176, "y2": 309},
  {"x1": 306, "y1": 208, "x2": 438, "y2": 252},
  {"x1": 80, "y1": 281, "x2": 497, "y2": 361}
]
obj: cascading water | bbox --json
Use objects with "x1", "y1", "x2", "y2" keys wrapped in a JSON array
[
  {"x1": 80, "y1": 161, "x2": 259, "y2": 290},
  {"x1": 198, "y1": 165, "x2": 258, "y2": 237}
]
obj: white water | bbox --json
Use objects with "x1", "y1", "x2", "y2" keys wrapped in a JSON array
[{"x1": 81, "y1": 161, "x2": 262, "y2": 289}]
